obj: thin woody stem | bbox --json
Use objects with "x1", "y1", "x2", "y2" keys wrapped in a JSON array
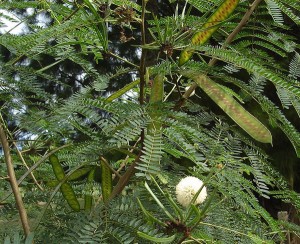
[
  {"x1": 13, "y1": 142, "x2": 44, "y2": 191},
  {"x1": 108, "y1": 151, "x2": 142, "y2": 201},
  {"x1": 139, "y1": 0, "x2": 148, "y2": 106},
  {"x1": 100, "y1": 156, "x2": 121, "y2": 178},
  {"x1": 108, "y1": 0, "x2": 149, "y2": 202},
  {"x1": 107, "y1": 51, "x2": 139, "y2": 68},
  {"x1": 0, "y1": 121, "x2": 31, "y2": 236},
  {"x1": 116, "y1": 137, "x2": 141, "y2": 174}
]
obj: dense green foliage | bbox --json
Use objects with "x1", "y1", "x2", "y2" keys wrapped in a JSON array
[{"x1": 0, "y1": 0, "x2": 300, "y2": 243}]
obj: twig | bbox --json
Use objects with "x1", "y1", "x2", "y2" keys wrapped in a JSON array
[
  {"x1": 116, "y1": 137, "x2": 141, "y2": 174},
  {"x1": 108, "y1": 151, "x2": 142, "y2": 201},
  {"x1": 107, "y1": 51, "x2": 139, "y2": 68},
  {"x1": 139, "y1": 0, "x2": 147, "y2": 104},
  {"x1": 179, "y1": 0, "x2": 263, "y2": 106},
  {"x1": 13, "y1": 142, "x2": 44, "y2": 191},
  {"x1": 0, "y1": 121, "x2": 31, "y2": 236},
  {"x1": 100, "y1": 156, "x2": 121, "y2": 178},
  {"x1": 139, "y1": 0, "x2": 148, "y2": 160}
]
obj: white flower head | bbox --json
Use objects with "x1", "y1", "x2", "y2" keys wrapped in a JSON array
[{"x1": 176, "y1": 176, "x2": 207, "y2": 208}]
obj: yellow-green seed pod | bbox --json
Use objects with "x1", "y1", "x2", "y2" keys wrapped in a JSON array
[
  {"x1": 106, "y1": 79, "x2": 140, "y2": 102},
  {"x1": 84, "y1": 168, "x2": 95, "y2": 211},
  {"x1": 148, "y1": 74, "x2": 164, "y2": 133},
  {"x1": 61, "y1": 183, "x2": 80, "y2": 211},
  {"x1": 46, "y1": 180, "x2": 59, "y2": 187},
  {"x1": 149, "y1": 74, "x2": 164, "y2": 104},
  {"x1": 49, "y1": 154, "x2": 65, "y2": 181},
  {"x1": 192, "y1": 74, "x2": 272, "y2": 143},
  {"x1": 67, "y1": 166, "x2": 93, "y2": 181},
  {"x1": 49, "y1": 154, "x2": 80, "y2": 211},
  {"x1": 101, "y1": 159, "x2": 112, "y2": 204},
  {"x1": 179, "y1": 0, "x2": 240, "y2": 66}
]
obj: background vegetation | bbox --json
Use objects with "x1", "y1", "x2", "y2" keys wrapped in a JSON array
[{"x1": 0, "y1": 0, "x2": 300, "y2": 243}]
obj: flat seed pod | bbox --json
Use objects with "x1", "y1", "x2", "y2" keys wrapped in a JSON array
[
  {"x1": 67, "y1": 166, "x2": 93, "y2": 181},
  {"x1": 60, "y1": 183, "x2": 80, "y2": 211},
  {"x1": 106, "y1": 79, "x2": 140, "y2": 102},
  {"x1": 46, "y1": 180, "x2": 59, "y2": 187},
  {"x1": 179, "y1": 0, "x2": 240, "y2": 66},
  {"x1": 193, "y1": 74, "x2": 272, "y2": 143},
  {"x1": 84, "y1": 168, "x2": 95, "y2": 211},
  {"x1": 101, "y1": 159, "x2": 112, "y2": 204},
  {"x1": 150, "y1": 74, "x2": 164, "y2": 104},
  {"x1": 49, "y1": 154, "x2": 80, "y2": 211},
  {"x1": 49, "y1": 154, "x2": 65, "y2": 181},
  {"x1": 148, "y1": 74, "x2": 164, "y2": 133}
]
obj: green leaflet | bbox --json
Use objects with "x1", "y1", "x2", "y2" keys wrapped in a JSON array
[
  {"x1": 138, "y1": 74, "x2": 165, "y2": 177},
  {"x1": 101, "y1": 159, "x2": 112, "y2": 204},
  {"x1": 179, "y1": 0, "x2": 240, "y2": 66},
  {"x1": 191, "y1": 74, "x2": 272, "y2": 143},
  {"x1": 49, "y1": 154, "x2": 80, "y2": 211},
  {"x1": 82, "y1": 0, "x2": 108, "y2": 50}
]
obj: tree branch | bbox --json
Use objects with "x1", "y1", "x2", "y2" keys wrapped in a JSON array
[{"x1": 0, "y1": 122, "x2": 31, "y2": 236}]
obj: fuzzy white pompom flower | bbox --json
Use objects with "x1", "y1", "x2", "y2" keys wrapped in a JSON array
[{"x1": 176, "y1": 176, "x2": 207, "y2": 208}]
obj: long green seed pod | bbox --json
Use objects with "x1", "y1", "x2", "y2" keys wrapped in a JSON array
[
  {"x1": 67, "y1": 166, "x2": 93, "y2": 181},
  {"x1": 106, "y1": 79, "x2": 140, "y2": 102},
  {"x1": 101, "y1": 159, "x2": 112, "y2": 204},
  {"x1": 49, "y1": 154, "x2": 80, "y2": 211},
  {"x1": 49, "y1": 154, "x2": 64, "y2": 181},
  {"x1": 60, "y1": 184, "x2": 80, "y2": 211},
  {"x1": 150, "y1": 74, "x2": 164, "y2": 104},
  {"x1": 192, "y1": 74, "x2": 272, "y2": 143},
  {"x1": 148, "y1": 74, "x2": 165, "y2": 133},
  {"x1": 179, "y1": 0, "x2": 240, "y2": 66},
  {"x1": 84, "y1": 168, "x2": 95, "y2": 211}
]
